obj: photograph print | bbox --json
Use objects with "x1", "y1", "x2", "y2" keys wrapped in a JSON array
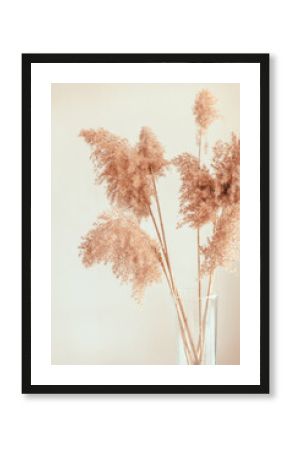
[{"x1": 22, "y1": 54, "x2": 269, "y2": 393}]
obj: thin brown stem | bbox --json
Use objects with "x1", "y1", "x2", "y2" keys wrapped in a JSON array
[
  {"x1": 149, "y1": 205, "x2": 195, "y2": 364},
  {"x1": 198, "y1": 129, "x2": 202, "y2": 161},
  {"x1": 197, "y1": 132, "x2": 202, "y2": 359},
  {"x1": 159, "y1": 257, "x2": 192, "y2": 364},
  {"x1": 149, "y1": 207, "x2": 166, "y2": 265},
  {"x1": 158, "y1": 252, "x2": 173, "y2": 295},
  {"x1": 199, "y1": 270, "x2": 214, "y2": 363},
  {"x1": 151, "y1": 178, "x2": 198, "y2": 363},
  {"x1": 174, "y1": 297, "x2": 192, "y2": 365},
  {"x1": 197, "y1": 215, "x2": 217, "y2": 360},
  {"x1": 175, "y1": 288, "x2": 199, "y2": 363},
  {"x1": 149, "y1": 177, "x2": 199, "y2": 363},
  {"x1": 197, "y1": 228, "x2": 201, "y2": 349},
  {"x1": 149, "y1": 206, "x2": 173, "y2": 293},
  {"x1": 150, "y1": 173, "x2": 174, "y2": 289}
]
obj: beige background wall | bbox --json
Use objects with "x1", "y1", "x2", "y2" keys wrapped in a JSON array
[{"x1": 51, "y1": 83, "x2": 240, "y2": 364}]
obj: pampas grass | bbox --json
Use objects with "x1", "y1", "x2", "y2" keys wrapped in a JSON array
[{"x1": 79, "y1": 90, "x2": 240, "y2": 365}]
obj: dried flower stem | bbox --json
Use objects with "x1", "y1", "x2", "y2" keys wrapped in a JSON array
[
  {"x1": 197, "y1": 228, "x2": 201, "y2": 349},
  {"x1": 197, "y1": 133, "x2": 202, "y2": 359},
  {"x1": 175, "y1": 290, "x2": 199, "y2": 364},
  {"x1": 198, "y1": 216, "x2": 217, "y2": 362},
  {"x1": 199, "y1": 270, "x2": 214, "y2": 363},
  {"x1": 174, "y1": 299, "x2": 193, "y2": 365},
  {"x1": 149, "y1": 206, "x2": 170, "y2": 284},
  {"x1": 150, "y1": 172, "x2": 173, "y2": 284},
  {"x1": 150, "y1": 172, "x2": 198, "y2": 363},
  {"x1": 198, "y1": 130, "x2": 202, "y2": 161},
  {"x1": 158, "y1": 253, "x2": 192, "y2": 364},
  {"x1": 150, "y1": 206, "x2": 194, "y2": 363}
]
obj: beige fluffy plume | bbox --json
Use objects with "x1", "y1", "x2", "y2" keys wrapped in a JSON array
[
  {"x1": 212, "y1": 133, "x2": 240, "y2": 207},
  {"x1": 80, "y1": 127, "x2": 167, "y2": 219},
  {"x1": 173, "y1": 153, "x2": 216, "y2": 228},
  {"x1": 193, "y1": 89, "x2": 218, "y2": 133},
  {"x1": 79, "y1": 211, "x2": 162, "y2": 300},
  {"x1": 200, "y1": 204, "x2": 240, "y2": 275}
]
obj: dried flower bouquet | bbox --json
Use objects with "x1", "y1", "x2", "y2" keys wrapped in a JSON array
[{"x1": 79, "y1": 90, "x2": 240, "y2": 365}]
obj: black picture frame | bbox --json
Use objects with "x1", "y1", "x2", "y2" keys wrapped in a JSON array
[{"x1": 22, "y1": 53, "x2": 269, "y2": 394}]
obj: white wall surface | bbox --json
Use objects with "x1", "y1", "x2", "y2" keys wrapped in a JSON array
[{"x1": 0, "y1": 1, "x2": 284, "y2": 450}]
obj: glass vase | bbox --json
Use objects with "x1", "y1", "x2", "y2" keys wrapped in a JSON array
[{"x1": 177, "y1": 292, "x2": 218, "y2": 365}]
